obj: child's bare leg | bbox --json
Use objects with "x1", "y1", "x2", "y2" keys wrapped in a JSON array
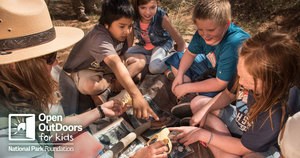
[
  {"x1": 204, "y1": 113, "x2": 240, "y2": 158},
  {"x1": 190, "y1": 95, "x2": 212, "y2": 113},
  {"x1": 73, "y1": 70, "x2": 110, "y2": 95},
  {"x1": 72, "y1": 70, "x2": 112, "y2": 105},
  {"x1": 170, "y1": 65, "x2": 191, "y2": 83},
  {"x1": 189, "y1": 95, "x2": 213, "y2": 126}
]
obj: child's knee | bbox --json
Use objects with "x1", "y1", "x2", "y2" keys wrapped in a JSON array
[
  {"x1": 77, "y1": 81, "x2": 108, "y2": 95},
  {"x1": 74, "y1": 70, "x2": 109, "y2": 95},
  {"x1": 190, "y1": 97, "x2": 202, "y2": 113},
  {"x1": 126, "y1": 56, "x2": 146, "y2": 68},
  {"x1": 149, "y1": 60, "x2": 166, "y2": 74},
  {"x1": 190, "y1": 95, "x2": 211, "y2": 112},
  {"x1": 75, "y1": 80, "x2": 94, "y2": 95}
]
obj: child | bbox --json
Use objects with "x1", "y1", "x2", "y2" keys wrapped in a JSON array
[
  {"x1": 240, "y1": 86, "x2": 300, "y2": 158},
  {"x1": 62, "y1": 0, "x2": 158, "y2": 120},
  {"x1": 169, "y1": 31, "x2": 300, "y2": 158},
  {"x1": 166, "y1": 0, "x2": 250, "y2": 105},
  {"x1": 126, "y1": 0, "x2": 185, "y2": 76}
]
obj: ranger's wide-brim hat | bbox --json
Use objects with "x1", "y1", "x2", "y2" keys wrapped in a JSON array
[{"x1": 0, "y1": 0, "x2": 84, "y2": 65}]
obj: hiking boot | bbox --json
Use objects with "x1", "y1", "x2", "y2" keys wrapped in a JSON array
[
  {"x1": 171, "y1": 102, "x2": 192, "y2": 119},
  {"x1": 177, "y1": 93, "x2": 197, "y2": 104},
  {"x1": 109, "y1": 90, "x2": 132, "y2": 107},
  {"x1": 77, "y1": 12, "x2": 89, "y2": 22},
  {"x1": 179, "y1": 117, "x2": 191, "y2": 126}
]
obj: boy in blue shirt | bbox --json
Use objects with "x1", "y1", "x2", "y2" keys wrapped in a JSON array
[{"x1": 166, "y1": 0, "x2": 250, "y2": 114}]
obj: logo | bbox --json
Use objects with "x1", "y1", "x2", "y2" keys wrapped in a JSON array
[{"x1": 9, "y1": 114, "x2": 35, "y2": 141}]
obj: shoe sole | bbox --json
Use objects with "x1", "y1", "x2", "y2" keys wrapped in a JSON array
[
  {"x1": 179, "y1": 117, "x2": 191, "y2": 126},
  {"x1": 171, "y1": 102, "x2": 192, "y2": 118}
]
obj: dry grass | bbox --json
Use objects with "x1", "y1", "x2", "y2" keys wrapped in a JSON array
[{"x1": 164, "y1": 0, "x2": 195, "y2": 42}]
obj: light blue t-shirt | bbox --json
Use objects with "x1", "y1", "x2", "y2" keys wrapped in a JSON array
[{"x1": 188, "y1": 23, "x2": 250, "y2": 81}]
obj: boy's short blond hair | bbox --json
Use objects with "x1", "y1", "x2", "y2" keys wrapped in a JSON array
[{"x1": 192, "y1": 0, "x2": 231, "y2": 25}]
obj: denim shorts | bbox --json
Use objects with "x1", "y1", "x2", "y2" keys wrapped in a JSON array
[
  {"x1": 219, "y1": 104, "x2": 243, "y2": 137},
  {"x1": 165, "y1": 52, "x2": 210, "y2": 81},
  {"x1": 165, "y1": 52, "x2": 219, "y2": 97}
]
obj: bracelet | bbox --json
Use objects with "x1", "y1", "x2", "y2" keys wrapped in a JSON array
[
  {"x1": 207, "y1": 132, "x2": 213, "y2": 145},
  {"x1": 97, "y1": 106, "x2": 105, "y2": 118}
]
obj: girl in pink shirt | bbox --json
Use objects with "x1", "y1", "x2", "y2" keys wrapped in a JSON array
[{"x1": 125, "y1": 0, "x2": 185, "y2": 78}]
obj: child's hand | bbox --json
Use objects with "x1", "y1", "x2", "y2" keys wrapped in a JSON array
[
  {"x1": 168, "y1": 126, "x2": 201, "y2": 146},
  {"x1": 100, "y1": 100, "x2": 127, "y2": 117},
  {"x1": 168, "y1": 126, "x2": 198, "y2": 140},
  {"x1": 132, "y1": 95, "x2": 159, "y2": 120},
  {"x1": 178, "y1": 128, "x2": 204, "y2": 146},
  {"x1": 172, "y1": 75, "x2": 183, "y2": 93},
  {"x1": 173, "y1": 84, "x2": 188, "y2": 98},
  {"x1": 132, "y1": 140, "x2": 168, "y2": 158}
]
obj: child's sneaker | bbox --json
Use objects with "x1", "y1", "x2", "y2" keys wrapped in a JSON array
[
  {"x1": 171, "y1": 102, "x2": 192, "y2": 119},
  {"x1": 177, "y1": 93, "x2": 197, "y2": 104},
  {"x1": 179, "y1": 117, "x2": 191, "y2": 126}
]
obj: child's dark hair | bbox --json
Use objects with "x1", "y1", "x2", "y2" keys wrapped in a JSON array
[
  {"x1": 99, "y1": 0, "x2": 135, "y2": 26},
  {"x1": 131, "y1": 0, "x2": 160, "y2": 20}
]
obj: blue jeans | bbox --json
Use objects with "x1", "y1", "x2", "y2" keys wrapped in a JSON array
[{"x1": 165, "y1": 52, "x2": 218, "y2": 97}]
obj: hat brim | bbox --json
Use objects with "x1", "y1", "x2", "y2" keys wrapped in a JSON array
[{"x1": 0, "y1": 26, "x2": 84, "y2": 65}]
